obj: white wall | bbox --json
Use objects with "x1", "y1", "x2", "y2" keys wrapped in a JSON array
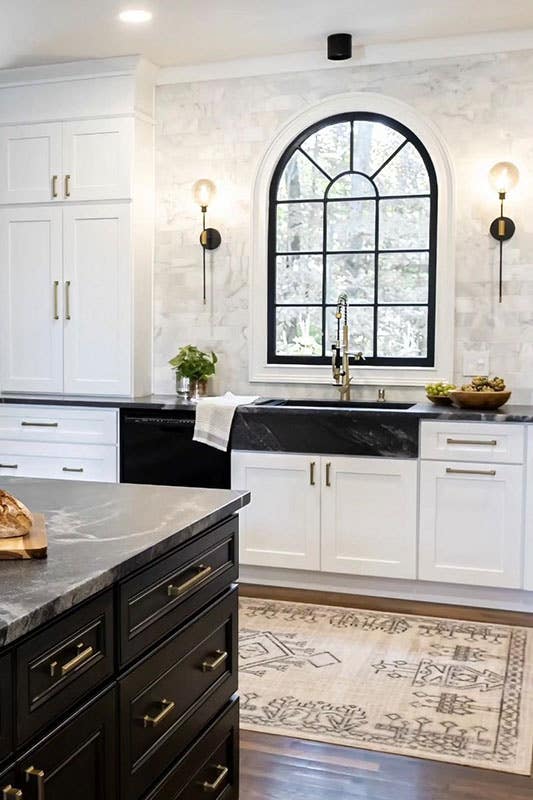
[{"x1": 154, "y1": 48, "x2": 533, "y2": 400}]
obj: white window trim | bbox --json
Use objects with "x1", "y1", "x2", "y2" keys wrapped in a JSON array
[{"x1": 249, "y1": 91, "x2": 456, "y2": 387}]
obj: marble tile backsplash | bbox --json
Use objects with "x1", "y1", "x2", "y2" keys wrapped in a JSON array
[{"x1": 154, "y1": 48, "x2": 533, "y2": 402}]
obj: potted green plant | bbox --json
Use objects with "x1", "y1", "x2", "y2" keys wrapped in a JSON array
[{"x1": 169, "y1": 345, "x2": 218, "y2": 400}]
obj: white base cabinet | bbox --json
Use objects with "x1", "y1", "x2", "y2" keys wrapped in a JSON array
[{"x1": 232, "y1": 451, "x2": 417, "y2": 579}]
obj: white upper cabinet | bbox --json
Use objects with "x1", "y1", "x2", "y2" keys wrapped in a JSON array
[
  {"x1": 0, "y1": 207, "x2": 63, "y2": 393},
  {"x1": 0, "y1": 123, "x2": 62, "y2": 204},
  {"x1": 62, "y1": 119, "x2": 132, "y2": 201},
  {"x1": 63, "y1": 204, "x2": 131, "y2": 395}
]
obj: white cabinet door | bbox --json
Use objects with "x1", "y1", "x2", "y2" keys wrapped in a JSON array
[
  {"x1": 321, "y1": 456, "x2": 417, "y2": 579},
  {"x1": 419, "y1": 460, "x2": 523, "y2": 588},
  {"x1": 0, "y1": 123, "x2": 62, "y2": 204},
  {"x1": 63, "y1": 204, "x2": 131, "y2": 396},
  {"x1": 232, "y1": 451, "x2": 321, "y2": 570},
  {"x1": 0, "y1": 207, "x2": 63, "y2": 393},
  {"x1": 62, "y1": 119, "x2": 132, "y2": 201}
]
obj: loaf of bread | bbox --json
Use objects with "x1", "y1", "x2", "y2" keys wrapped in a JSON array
[{"x1": 0, "y1": 490, "x2": 33, "y2": 538}]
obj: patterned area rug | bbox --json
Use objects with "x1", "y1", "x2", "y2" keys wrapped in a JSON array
[{"x1": 239, "y1": 598, "x2": 533, "y2": 774}]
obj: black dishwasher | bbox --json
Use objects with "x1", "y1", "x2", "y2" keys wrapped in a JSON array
[{"x1": 120, "y1": 409, "x2": 231, "y2": 488}]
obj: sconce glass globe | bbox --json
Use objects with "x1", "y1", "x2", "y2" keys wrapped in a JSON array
[
  {"x1": 488, "y1": 162, "x2": 519, "y2": 195},
  {"x1": 192, "y1": 179, "x2": 217, "y2": 209}
]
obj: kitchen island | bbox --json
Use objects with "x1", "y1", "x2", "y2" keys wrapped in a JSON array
[{"x1": 0, "y1": 477, "x2": 249, "y2": 800}]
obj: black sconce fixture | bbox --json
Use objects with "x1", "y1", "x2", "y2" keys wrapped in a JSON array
[
  {"x1": 327, "y1": 33, "x2": 352, "y2": 61},
  {"x1": 192, "y1": 179, "x2": 222, "y2": 304},
  {"x1": 488, "y1": 161, "x2": 519, "y2": 303}
]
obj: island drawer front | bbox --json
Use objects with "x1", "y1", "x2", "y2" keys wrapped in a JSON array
[
  {"x1": 0, "y1": 654, "x2": 12, "y2": 764},
  {"x1": 119, "y1": 587, "x2": 238, "y2": 800},
  {"x1": 0, "y1": 405, "x2": 118, "y2": 445},
  {"x1": 16, "y1": 589, "x2": 114, "y2": 745},
  {"x1": 0, "y1": 440, "x2": 117, "y2": 482},
  {"x1": 420, "y1": 421, "x2": 525, "y2": 464},
  {"x1": 119, "y1": 516, "x2": 238, "y2": 665},
  {"x1": 144, "y1": 698, "x2": 239, "y2": 800}
]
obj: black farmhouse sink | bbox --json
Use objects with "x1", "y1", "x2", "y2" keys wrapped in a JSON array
[{"x1": 265, "y1": 399, "x2": 414, "y2": 410}]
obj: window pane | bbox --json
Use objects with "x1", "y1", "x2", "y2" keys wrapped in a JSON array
[
  {"x1": 328, "y1": 173, "x2": 375, "y2": 199},
  {"x1": 326, "y1": 254, "x2": 374, "y2": 303},
  {"x1": 277, "y1": 150, "x2": 329, "y2": 201},
  {"x1": 276, "y1": 255, "x2": 323, "y2": 303},
  {"x1": 379, "y1": 197, "x2": 430, "y2": 251},
  {"x1": 377, "y1": 306, "x2": 428, "y2": 358},
  {"x1": 375, "y1": 142, "x2": 430, "y2": 196},
  {"x1": 378, "y1": 253, "x2": 429, "y2": 303},
  {"x1": 301, "y1": 122, "x2": 350, "y2": 178},
  {"x1": 276, "y1": 203, "x2": 323, "y2": 252},
  {"x1": 353, "y1": 121, "x2": 405, "y2": 176},
  {"x1": 276, "y1": 306, "x2": 323, "y2": 356},
  {"x1": 326, "y1": 305, "x2": 374, "y2": 357},
  {"x1": 327, "y1": 199, "x2": 375, "y2": 252}
]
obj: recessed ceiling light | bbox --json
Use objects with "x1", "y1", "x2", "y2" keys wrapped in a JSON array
[{"x1": 118, "y1": 9, "x2": 152, "y2": 23}]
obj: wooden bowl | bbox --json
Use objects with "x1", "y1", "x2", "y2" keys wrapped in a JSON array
[
  {"x1": 426, "y1": 394, "x2": 453, "y2": 406},
  {"x1": 448, "y1": 390, "x2": 511, "y2": 410}
]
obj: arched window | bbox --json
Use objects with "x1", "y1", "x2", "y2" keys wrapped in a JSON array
[{"x1": 267, "y1": 112, "x2": 438, "y2": 367}]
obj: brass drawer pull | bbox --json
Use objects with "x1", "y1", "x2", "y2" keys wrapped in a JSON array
[
  {"x1": 201, "y1": 649, "x2": 228, "y2": 673},
  {"x1": 325, "y1": 462, "x2": 331, "y2": 487},
  {"x1": 446, "y1": 438, "x2": 498, "y2": 446},
  {"x1": 50, "y1": 642, "x2": 94, "y2": 678},
  {"x1": 65, "y1": 174, "x2": 71, "y2": 197},
  {"x1": 202, "y1": 765, "x2": 228, "y2": 792},
  {"x1": 62, "y1": 467, "x2": 84, "y2": 473},
  {"x1": 0, "y1": 464, "x2": 18, "y2": 469},
  {"x1": 21, "y1": 421, "x2": 58, "y2": 428},
  {"x1": 53, "y1": 280, "x2": 59, "y2": 320},
  {"x1": 65, "y1": 280, "x2": 71, "y2": 320},
  {"x1": 2, "y1": 787, "x2": 23, "y2": 799},
  {"x1": 143, "y1": 698, "x2": 175, "y2": 728},
  {"x1": 446, "y1": 467, "x2": 496, "y2": 477},
  {"x1": 24, "y1": 767, "x2": 44, "y2": 800},
  {"x1": 167, "y1": 564, "x2": 212, "y2": 597},
  {"x1": 309, "y1": 461, "x2": 316, "y2": 486},
  {"x1": 52, "y1": 175, "x2": 58, "y2": 198}
]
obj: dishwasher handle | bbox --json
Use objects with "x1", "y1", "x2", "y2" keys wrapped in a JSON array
[{"x1": 124, "y1": 416, "x2": 195, "y2": 427}]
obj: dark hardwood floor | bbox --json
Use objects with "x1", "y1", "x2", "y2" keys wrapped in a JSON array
[{"x1": 239, "y1": 584, "x2": 533, "y2": 800}]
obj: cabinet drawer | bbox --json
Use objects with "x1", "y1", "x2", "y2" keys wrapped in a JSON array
[
  {"x1": 16, "y1": 589, "x2": 114, "y2": 745},
  {"x1": 0, "y1": 405, "x2": 118, "y2": 444},
  {"x1": 420, "y1": 421, "x2": 525, "y2": 464},
  {"x1": 119, "y1": 516, "x2": 238, "y2": 665},
  {"x1": 0, "y1": 654, "x2": 12, "y2": 763},
  {"x1": 120, "y1": 588, "x2": 238, "y2": 800},
  {"x1": 0, "y1": 440, "x2": 117, "y2": 482},
  {"x1": 145, "y1": 699, "x2": 239, "y2": 800}
]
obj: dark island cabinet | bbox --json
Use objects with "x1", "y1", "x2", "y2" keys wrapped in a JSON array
[{"x1": 0, "y1": 514, "x2": 240, "y2": 800}]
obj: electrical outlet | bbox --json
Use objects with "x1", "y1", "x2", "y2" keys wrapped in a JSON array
[{"x1": 463, "y1": 350, "x2": 490, "y2": 377}]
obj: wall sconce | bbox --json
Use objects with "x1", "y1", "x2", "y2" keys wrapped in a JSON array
[
  {"x1": 192, "y1": 179, "x2": 221, "y2": 304},
  {"x1": 488, "y1": 161, "x2": 519, "y2": 302}
]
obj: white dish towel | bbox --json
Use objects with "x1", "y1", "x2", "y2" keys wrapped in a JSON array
[{"x1": 193, "y1": 392, "x2": 259, "y2": 452}]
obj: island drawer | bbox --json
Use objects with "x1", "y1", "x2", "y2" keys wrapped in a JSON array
[
  {"x1": 0, "y1": 440, "x2": 118, "y2": 482},
  {"x1": 0, "y1": 654, "x2": 12, "y2": 763},
  {"x1": 119, "y1": 587, "x2": 238, "y2": 800},
  {"x1": 420, "y1": 421, "x2": 525, "y2": 464},
  {"x1": 119, "y1": 516, "x2": 238, "y2": 665},
  {"x1": 16, "y1": 589, "x2": 114, "y2": 745},
  {"x1": 144, "y1": 699, "x2": 239, "y2": 800},
  {"x1": 0, "y1": 405, "x2": 118, "y2": 445}
]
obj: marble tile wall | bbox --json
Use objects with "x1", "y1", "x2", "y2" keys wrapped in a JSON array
[{"x1": 154, "y1": 49, "x2": 533, "y2": 401}]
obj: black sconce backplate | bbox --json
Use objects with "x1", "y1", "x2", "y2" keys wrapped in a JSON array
[
  {"x1": 490, "y1": 216, "x2": 515, "y2": 242},
  {"x1": 200, "y1": 227, "x2": 222, "y2": 250}
]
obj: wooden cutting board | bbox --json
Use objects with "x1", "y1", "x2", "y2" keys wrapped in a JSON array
[{"x1": 0, "y1": 513, "x2": 47, "y2": 560}]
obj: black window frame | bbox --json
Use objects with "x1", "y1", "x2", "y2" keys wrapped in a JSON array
[{"x1": 267, "y1": 111, "x2": 438, "y2": 367}]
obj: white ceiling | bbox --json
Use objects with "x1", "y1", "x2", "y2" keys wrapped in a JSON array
[{"x1": 1, "y1": 0, "x2": 533, "y2": 70}]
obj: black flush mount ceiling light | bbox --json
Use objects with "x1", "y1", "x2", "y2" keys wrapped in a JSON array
[
  {"x1": 192, "y1": 179, "x2": 222, "y2": 304},
  {"x1": 488, "y1": 161, "x2": 519, "y2": 303},
  {"x1": 327, "y1": 33, "x2": 352, "y2": 61}
]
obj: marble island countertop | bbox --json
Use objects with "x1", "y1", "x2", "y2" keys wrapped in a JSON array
[{"x1": 0, "y1": 477, "x2": 249, "y2": 647}]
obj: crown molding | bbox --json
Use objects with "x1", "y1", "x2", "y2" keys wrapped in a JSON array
[
  {"x1": 157, "y1": 28, "x2": 533, "y2": 86},
  {"x1": 0, "y1": 55, "x2": 146, "y2": 88}
]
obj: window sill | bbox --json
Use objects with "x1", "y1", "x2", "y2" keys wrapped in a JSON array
[{"x1": 249, "y1": 362, "x2": 450, "y2": 387}]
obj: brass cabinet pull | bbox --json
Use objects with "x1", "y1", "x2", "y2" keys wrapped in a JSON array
[
  {"x1": 50, "y1": 642, "x2": 94, "y2": 678},
  {"x1": 202, "y1": 765, "x2": 229, "y2": 792},
  {"x1": 64, "y1": 174, "x2": 71, "y2": 197},
  {"x1": 24, "y1": 767, "x2": 44, "y2": 800},
  {"x1": 65, "y1": 280, "x2": 71, "y2": 320},
  {"x1": 62, "y1": 467, "x2": 84, "y2": 473},
  {"x1": 143, "y1": 698, "x2": 175, "y2": 728},
  {"x1": 446, "y1": 438, "x2": 498, "y2": 446},
  {"x1": 53, "y1": 280, "x2": 59, "y2": 320},
  {"x1": 201, "y1": 649, "x2": 228, "y2": 673},
  {"x1": 21, "y1": 421, "x2": 58, "y2": 428},
  {"x1": 52, "y1": 175, "x2": 58, "y2": 198},
  {"x1": 309, "y1": 461, "x2": 316, "y2": 486},
  {"x1": 446, "y1": 467, "x2": 496, "y2": 477},
  {"x1": 325, "y1": 462, "x2": 331, "y2": 487},
  {"x1": 167, "y1": 564, "x2": 212, "y2": 597},
  {"x1": 2, "y1": 787, "x2": 23, "y2": 799},
  {"x1": 0, "y1": 464, "x2": 18, "y2": 469}
]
